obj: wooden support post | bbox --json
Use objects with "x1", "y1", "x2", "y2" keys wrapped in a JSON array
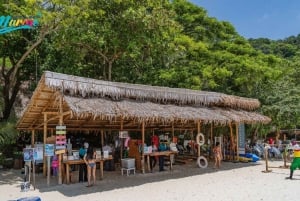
[
  {"x1": 262, "y1": 147, "x2": 272, "y2": 173},
  {"x1": 58, "y1": 96, "x2": 63, "y2": 185},
  {"x1": 47, "y1": 156, "x2": 51, "y2": 186},
  {"x1": 141, "y1": 122, "x2": 145, "y2": 174},
  {"x1": 31, "y1": 130, "x2": 35, "y2": 148},
  {"x1": 120, "y1": 118, "x2": 124, "y2": 160},
  {"x1": 172, "y1": 123, "x2": 174, "y2": 141},
  {"x1": 31, "y1": 129, "x2": 36, "y2": 189},
  {"x1": 283, "y1": 147, "x2": 287, "y2": 168},
  {"x1": 210, "y1": 123, "x2": 213, "y2": 158},
  {"x1": 229, "y1": 123, "x2": 235, "y2": 161},
  {"x1": 197, "y1": 121, "x2": 201, "y2": 157},
  {"x1": 43, "y1": 113, "x2": 47, "y2": 176},
  {"x1": 236, "y1": 123, "x2": 239, "y2": 161},
  {"x1": 101, "y1": 130, "x2": 104, "y2": 148}
]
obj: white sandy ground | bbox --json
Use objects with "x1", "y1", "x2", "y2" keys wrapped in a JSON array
[{"x1": 0, "y1": 160, "x2": 299, "y2": 201}]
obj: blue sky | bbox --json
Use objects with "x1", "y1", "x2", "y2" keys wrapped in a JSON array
[{"x1": 189, "y1": 0, "x2": 300, "y2": 40}]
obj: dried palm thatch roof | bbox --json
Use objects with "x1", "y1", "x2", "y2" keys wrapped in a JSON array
[
  {"x1": 44, "y1": 71, "x2": 260, "y2": 110},
  {"x1": 65, "y1": 96, "x2": 270, "y2": 125},
  {"x1": 16, "y1": 71, "x2": 271, "y2": 131}
]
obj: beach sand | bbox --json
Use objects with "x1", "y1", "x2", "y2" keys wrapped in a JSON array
[{"x1": 0, "y1": 159, "x2": 298, "y2": 201}]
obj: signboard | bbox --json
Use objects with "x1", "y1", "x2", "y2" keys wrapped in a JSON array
[
  {"x1": 34, "y1": 144, "x2": 44, "y2": 160},
  {"x1": 56, "y1": 125, "x2": 67, "y2": 149},
  {"x1": 23, "y1": 148, "x2": 34, "y2": 161},
  {"x1": 238, "y1": 124, "x2": 246, "y2": 154},
  {"x1": 0, "y1": 15, "x2": 39, "y2": 34},
  {"x1": 56, "y1": 125, "x2": 66, "y2": 130},
  {"x1": 119, "y1": 131, "x2": 129, "y2": 138},
  {"x1": 45, "y1": 144, "x2": 55, "y2": 157}
]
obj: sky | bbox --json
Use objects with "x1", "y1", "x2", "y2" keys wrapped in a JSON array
[{"x1": 190, "y1": 0, "x2": 300, "y2": 40}]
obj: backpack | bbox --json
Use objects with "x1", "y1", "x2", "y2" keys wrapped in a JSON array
[{"x1": 79, "y1": 148, "x2": 86, "y2": 159}]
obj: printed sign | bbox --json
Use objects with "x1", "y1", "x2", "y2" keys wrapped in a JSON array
[
  {"x1": 23, "y1": 148, "x2": 34, "y2": 161},
  {"x1": 0, "y1": 15, "x2": 39, "y2": 34},
  {"x1": 238, "y1": 124, "x2": 246, "y2": 154},
  {"x1": 45, "y1": 144, "x2": 55, "y2": 157},
  {"x1": 119, "y1": 131, "x2": 129, "y2": 138},
  {"x1": 34, "y1": 144, "x2": 44, "y2": 160}
]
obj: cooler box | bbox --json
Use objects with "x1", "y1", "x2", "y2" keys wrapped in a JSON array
[{"x1": 121, "y1": 158, "x2": 135, "y2": 169}]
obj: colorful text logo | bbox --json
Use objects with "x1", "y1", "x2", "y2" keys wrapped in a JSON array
[{"x1": 0, "y1": 15, "x2": 39, "y2": 34}]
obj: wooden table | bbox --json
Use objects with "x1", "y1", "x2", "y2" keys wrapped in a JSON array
[
  {"x1": 63, "y1": 156, "x2": 113, "y2": 184},
  {"x1": 144, "y1": 151, "x2": 177, "y2": 172}
]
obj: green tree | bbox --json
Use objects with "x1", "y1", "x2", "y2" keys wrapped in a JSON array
[
  {"x1": 0, "y1": 0, "x2": 91, "y2": 121},
  {"x1": 159, "y1": 0, "x2": 282, "y2": 99},
  {"x1": 55, "y1": 0, "x2": 180, "y2": 82}
]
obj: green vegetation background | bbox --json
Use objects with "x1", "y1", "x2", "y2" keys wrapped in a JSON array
[{"x1": 0, "y1": 0, "x2": 299, "y2": 157}]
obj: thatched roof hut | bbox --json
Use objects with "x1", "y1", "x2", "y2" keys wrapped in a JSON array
[{"x1": 17, "y1": 71, "x2": 270, "y2": 131}]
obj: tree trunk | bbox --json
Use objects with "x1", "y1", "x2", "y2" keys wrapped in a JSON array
[
  {"x1": 0, "y1": 29, "x2": 49, "y2": 121},
  {"x1": 108, "y1": 61, "x2": 112, "y2": 81},
  {"x1": 2, "y1": 69, "x2": 21, "y2": 121}
]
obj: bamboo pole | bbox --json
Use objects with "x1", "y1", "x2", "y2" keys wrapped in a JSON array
[
  {"x1": 172, "y1": 123, "x2": 174, "y2": 141},
  {"x1": 262, "y1": 146, "x2": 272, "y2": 173},
  {"x1": 229, "y1": 123, "x2": 235, "y2": 161},
  {"x1": 120, "y1": 117, "x2": 123, "y2": 160},
  {"x1": 101, "y1": 130, "x2": 104, "y2": 148},
  {"x1": 58, "y1": 96, "x2": 63, "y2": 185},
  {"x1": 210, "y1": 123, "x2": 213, "y2": 158},
  {"x1": 141, "y1": 122, "x2": 145, "y2": 174},
  {"x1": 31, "y1": 129, "x2": 36, "y2": 190},
  {"x1": 197, "y1": 121, "x2": 201, "y2": 157},
  {"x1": 43, "y1": 113, "x2": 47, "y2": 177},
  {"x1": 236, "y1": 123, "x2": 239, "y2": 161},
  {"x1": 31, "y1": 130, "x2": 35, "y2": 148}
]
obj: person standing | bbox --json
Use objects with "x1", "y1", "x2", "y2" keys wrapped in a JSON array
[
  {"x1": 51, "y1": 155, "x2": 59, "y2": 176},
  {"x1": 158, "y1": 141, "x2": 168, "y2": 171},
  {"x1": 103, "y1": 143, "x2": 114, "y2": 171},
  {"x1": 84, "y1": 145, "x2": 96, "y2": 187},
  {"x1": 213, "y1": 142, "x2": 222, "y2": 169},
  {"x1": 79, "y1": 142, "x2": 88, "y2": 182},
  {"x1": 150, "y1": 135, "x2": 159, "y2": 172},
  {"x1": 287, "y1": 141, "x2": 300, "y2": 179}
]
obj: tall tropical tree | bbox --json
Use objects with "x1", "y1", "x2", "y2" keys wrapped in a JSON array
[
  {"x1": 56, "y1": 0, "x2": 180, "y2": 81},
  {"x1": 0, "y1": 0, "x2": 90, "y2": 121}
]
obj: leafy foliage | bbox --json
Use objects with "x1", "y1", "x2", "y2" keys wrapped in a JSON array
[
  {"x1": 1, "y1": 0, "x2": 300, "y2": 144},
  {"x1": 0, "y1": 122, "x2": 19, "y2": 145}
]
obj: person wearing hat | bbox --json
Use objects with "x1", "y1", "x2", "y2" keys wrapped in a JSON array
[{"x1": 287, "y1": 140, "x2": 300, "y2": 179}]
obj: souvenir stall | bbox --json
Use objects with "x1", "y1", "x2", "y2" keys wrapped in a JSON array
[{"x1": 16, "y1": 71, "x2": 271, "y2": 185}]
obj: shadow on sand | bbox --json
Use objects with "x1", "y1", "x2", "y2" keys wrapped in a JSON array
[{"x1": 0, "y1": 160, "x2": 261, "y2": 197}]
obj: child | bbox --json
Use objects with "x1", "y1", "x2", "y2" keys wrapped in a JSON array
[
  {"x1": 213, "y1": 142, "x2": 222, "y2": 169},
  {"x1": 51, "y1": 155, "x2": 59, "y2": 176}
]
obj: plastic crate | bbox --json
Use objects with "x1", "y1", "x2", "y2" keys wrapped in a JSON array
[{"x1": 121, "y1": 158, "x2": 135, "y2": 169}]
